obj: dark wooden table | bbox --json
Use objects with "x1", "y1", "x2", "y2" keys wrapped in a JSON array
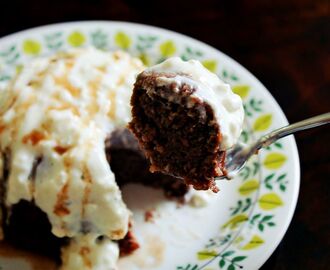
[{"x1": 1, "y1": 0, "x2": 329, "y2": 269}]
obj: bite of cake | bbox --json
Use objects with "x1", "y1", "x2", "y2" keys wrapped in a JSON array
[{"x1": 129, "y1": 57, "x2": 244, "y2": 192}]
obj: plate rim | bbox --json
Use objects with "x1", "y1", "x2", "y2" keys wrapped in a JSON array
[{"x1": 0, "y1": 20, "x2": 301, "y2": 269}]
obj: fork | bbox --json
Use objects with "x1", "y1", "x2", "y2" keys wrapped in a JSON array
[{"x1": 220, "y1": 112, "x2": 330, "y2": 179}]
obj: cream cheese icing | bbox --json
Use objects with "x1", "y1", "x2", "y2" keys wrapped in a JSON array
[
  {"x1": 145, "y1": 57, "x2": 244, "y2": 150},
  {"x1": 0, "y1": 48, "x2": 144, "y2": 267},
  {"x1": 60, "y1": 235, "x2": 119, "y2": 270}
]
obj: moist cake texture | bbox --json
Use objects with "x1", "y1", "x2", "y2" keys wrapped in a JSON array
[
  {"x1": 108, "y1": 128, "x2": 189, "y2": 198},
  {"x1": 129, "y1": 57, "x2": 244, "y2": 191}
]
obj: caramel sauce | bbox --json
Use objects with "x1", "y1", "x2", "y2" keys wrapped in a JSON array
[
  {"x1": 27, "y1": 80, "x2": 42, "y2": 88},
  {"x1": 0, "y1": 95, "x2": 17, "y2": 116},
  {"x1": 87, "y1": 77, "x2": 102, "y2": 116},
  {"x1": 113, "y1": 52, "x2": 121, "y2": 60},
  {"x1": 111, "y1": 229, "x2": 125, "y2": 239},
  {"x1": 81, "y1": 186, "x2": 91, "y2": 218},
  {"x1": 96, "y1": 66, "x2": 107, "y2": 73},
  {"x1": 63, "y1": 156, "x2": 72, "y2": 168},
  {"x1": 83, "y1": 166, "x2": 93, "y2": 184},
  {"x1": 15, "y1": 96, "x2": 36, "y2": 113},
  {"x1": 22, "y1": 130, "x2": 46, "y2": 146},
  {"x1": 107, "y1": 91, "x2": 116, "y2": 119},
  {"x1": 79, "y1": 246, "x2": 92, "y2": 268},
  {"x1": 53, "y1": 183, "x2": 70, "y2": 217},
  {"x1": 53, "y1": 146, "x2": 70, "y2": 155},
  {"x1": 81, "y1": 167, "x2": 92, "y2": 217},
  {"x1": 65, "y1": 60, "x2": 74, "y2": 69},
  {"x1": 117, "y1": 76, "x2": 126, "y2": 86},
  {"x1": 54, "y1": 76, "x2": 80, "y2": 98},
  {"x1": 0, "y1": 125, "x2": 5, "y2": 134},
  {"x1": 48, "y1": 104, "x2": 80, "y2": 116}
]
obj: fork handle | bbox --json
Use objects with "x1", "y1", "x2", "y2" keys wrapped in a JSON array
[{"x1": 256, "y1": 112, "x2": 330, "y2": 150}]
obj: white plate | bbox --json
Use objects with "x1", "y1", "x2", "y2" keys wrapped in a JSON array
[{"x1": 0, "y1": 21, "x2": 300, "y2": 270}]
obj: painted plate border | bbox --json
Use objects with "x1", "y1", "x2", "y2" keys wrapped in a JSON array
[{"x1": 0, "y1": 21, "x2": 300, "y2": 270}]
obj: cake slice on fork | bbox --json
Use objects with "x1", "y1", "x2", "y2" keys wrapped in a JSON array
[{"x1": 129, "y1": 57, "x2": 244, "y2": 192}]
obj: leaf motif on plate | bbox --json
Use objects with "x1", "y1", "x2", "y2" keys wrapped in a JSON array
[
  {"x1": 22, "y1": 39, "x2": 41, "y2": 55},
  {"x1": 233, "y1": 236, "x2": 244, "y2": 244},
  {"x1": 253, "y1": 114, "x2": 272, "y2": 131},
  {"x1": 67, "y1": 31, "x2": 86, "y2": 47},
  {"x1": 222, "y1": 214, "x2": 248, "y2": 229},
  {"x1": 227, "y1": 264, "x2": 235, "y2": 270},
  {"x1": 202, "y1": 60, "x2": 217, "y2": 73},
  {"x1": 0, "y1": 44, "x2": 20, "y2": 65},
  {"x1": 90, "y1": 30, "x2": 108, "y2": 50},
  {"x1": 114, "y1": 31, "x2": 132, "y2": 49},
  {"x1": 219, "y1": 259, "x2": 226, "y2": 268},
  {"x1": 232, "y1": 256, "x2": 247, "y2": 262},
  {"x1": 238, "y1": 179, "x2": 259, "y2": 195},
  {"x1": 45, "y1": 32, "x2": 63, "y2": 50},
  {"x1": 232, "y1": 85, "x2": 250, "y2": 99},
  {"x1": 16, "y1": 65, "x2": 23, "y2": 75},
  {"x1": 197, "y1": 250, "x2": 218, "y2": 260},
  {"x1": 159, "y1": 40, "x2": 176, "y2": 57},
  {"x1": 263, "y1": 153, "x2": 287, "y2": 170},
  {"x1": 180, "y1": 46, "x2": 203, "y2": 61},
  {"x1": 176, "y1": 264, "x2": 199, "y2": 270},
  {"x1": 138, "y1": 53, "x2": 151, "y2": 66},
  {"x1": 218, "y1": 251, "x2": 247, "y2": 270},
  {"x1": 221, "y1": 250, "x2": 235, "y2": 257},
  {"x1": 241, "y1": 235, "x2": 264, "y2": 250},
  {"x1": 258, "y1": 193, "x2": 283, "y2": 210}
]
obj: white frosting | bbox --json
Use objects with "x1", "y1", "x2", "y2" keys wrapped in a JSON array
[
  {"x1": 60, "y1": 235, "x2": 119, "y2": 270},
  {"x1": 0, "y1": 48, "x2": 144, "y2": 267},
  {"x1": 146, "y1": 57, "x2": 244, "y2": 150}
]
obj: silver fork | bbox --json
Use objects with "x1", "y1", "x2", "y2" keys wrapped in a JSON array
[{"x1": 221, "y1": 112, "x2": 330, "y2": 179}]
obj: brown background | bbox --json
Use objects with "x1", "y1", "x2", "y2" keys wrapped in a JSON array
[{"x1": 0, "y1": 0, "x2": 329, "y2": 269}]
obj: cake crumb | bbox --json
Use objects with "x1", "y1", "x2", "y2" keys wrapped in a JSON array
[
  {"x1": 144, "y1": 209, "x2": 155, "y2": 223},
  {"x1": 118, "y1": 230, "x2": 140, "y2": 256},
  {"x1": 189, "y1": 194, "x2": 207, "y2": 208}
]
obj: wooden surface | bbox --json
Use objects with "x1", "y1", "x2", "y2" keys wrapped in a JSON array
[{"x1": 0, "y1": 0, "x2": 329, "y2": 269}]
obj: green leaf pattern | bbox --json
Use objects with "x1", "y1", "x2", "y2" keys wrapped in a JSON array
[
  {"x1": 0, "y1": 45, "x2": 20, "y2": 64},
  {"x1": 45, "y1": 32, "x2": 63, "y2": 51},
  {"x1": 216, "y1": 251, "x2": 247, "y2": 270},
  {"x1": 0, "y1": 27, "x2": 291, "y2": 269},
  {"x1": 180, "y1": 46, "x2": 203, "y2": 61},
  {"x1": 91, "y1": 30, "x2": 108, "y2": 50}
]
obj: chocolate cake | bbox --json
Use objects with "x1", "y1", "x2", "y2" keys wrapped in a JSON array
[
  {"x1": 1, "y1": 128, "x2": 187, "y2": 264},
  {"x1": 0, "y1": 49, "x2": 192, "y2": 269},
  {"x1": 108, "y1": 128, "x2": 189, "y2": 198},
  {"x1": 129, "y1": 57, "x2": 244, "y2": 192},
  {"x1": 129, "y1": 75, "x2": 225, "y2": 192}
]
